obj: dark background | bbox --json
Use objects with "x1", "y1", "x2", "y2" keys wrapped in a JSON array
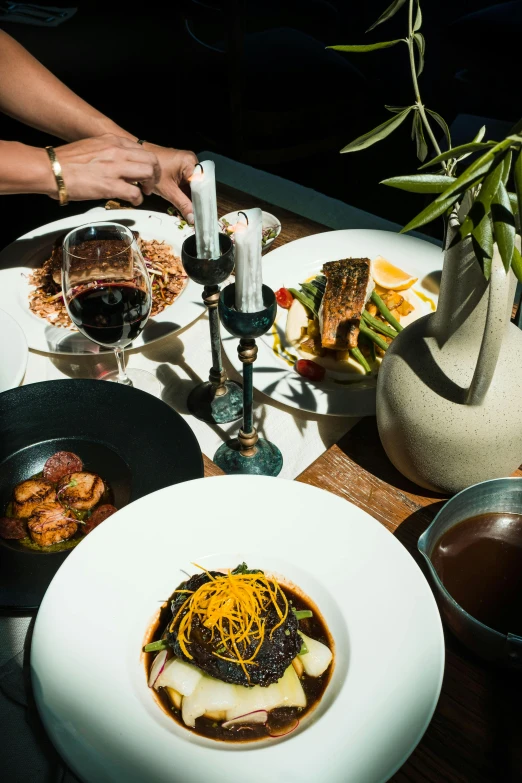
[{"x1": 0, "y1": 0, "x2": 519, "y2": 245}]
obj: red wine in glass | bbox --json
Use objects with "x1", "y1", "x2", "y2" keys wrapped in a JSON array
[{"x1": 68, "y1": 283, "x2": 151, "y2": 348}]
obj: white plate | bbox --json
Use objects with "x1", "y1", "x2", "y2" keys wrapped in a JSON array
[
  {"x1": 222, "y1": 229, "x2": 442, "y2": 417},
  {"x1": 31, "y1": 475, "x2": 444, "y2": 783},
  {"x1": 0, "y1": 308, "x2": 28, "y2": 391},
  {"x1": 0, "y1": 208, "x2": 201, "y2": 355},
  {"x1": 220, "y1": 210, "x2": 281, "y2": 251}
]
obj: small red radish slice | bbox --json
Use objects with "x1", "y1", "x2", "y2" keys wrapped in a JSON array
[
  {"x1": 148, "y1": 650, "x2": 168, "y2": 688},
  {"x1": 268, "y1": 717, "x2": 299, "y2": 737},
  {"x1": 222, "y1": 710, "x2": 268, "y2": 729}
]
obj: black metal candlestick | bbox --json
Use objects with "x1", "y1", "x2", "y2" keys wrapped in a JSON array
[
  {"x1": 181, "y1": 234, "x2": 242, "y2": 424},
  {"x1": 213, "y1": 283, "x2": 283, "y2": 476}
]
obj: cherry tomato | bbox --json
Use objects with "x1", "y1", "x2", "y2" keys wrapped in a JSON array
[
  {"x1": 295, "y1": 359, "x2": 326, "y2": 382},
  {"x1": 275, "y1": 287, "x2": 294, "y2": 309}
]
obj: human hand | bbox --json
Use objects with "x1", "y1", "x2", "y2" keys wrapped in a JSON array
[
  {"x1": 143, "y1": 144, "x2": 198, "y2": 223},
  {"x1": 52, "y1": 134, "x2": 160, "y2": 205}
]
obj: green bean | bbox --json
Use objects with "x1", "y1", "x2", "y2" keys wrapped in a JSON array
[
  {"x1": 143, "y1": 639, "x2": 169, "y2": 653},
  {"x1": 359, "y1": 322, "x2": 390, "y2": 352},
  {"x1": 370, "y1": 291, "x2": 403, "y2": 332},
  {"x1": 362, "y1": 310, "x2": 398, "y2": 339},
  {"x1": 292, "y1": 609, "x2": 313, "y2": 620},
  {"x1": 350, "y1": 346, "x2": 371, "y2": 374}
]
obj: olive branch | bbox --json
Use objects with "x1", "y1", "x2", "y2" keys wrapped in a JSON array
[{"x1": 328, "y1": 0, "x2": 522, "y2": 282}]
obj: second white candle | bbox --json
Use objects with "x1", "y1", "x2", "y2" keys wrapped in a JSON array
[{"x1": 234, "y1": 208, "x2": 263, "y2": 313}]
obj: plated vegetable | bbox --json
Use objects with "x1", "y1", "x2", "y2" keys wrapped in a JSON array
[
  {"x1": 281, "y1": 255, "x2": 433, "y2": 380},
  {"x1": 144, "y1": 563, "x2": 333, "y2": 742}
]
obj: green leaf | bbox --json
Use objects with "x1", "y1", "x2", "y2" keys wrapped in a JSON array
[
  {"x1": 419, "y1": 141, "x2": 497, "y2": 170},
  {"x1": 501, "y1": 149, "x2": 512, "y2": 185},
  {"x1": 413, "y1": 113, "x2": 428, "y2": 162},
  {"x1": 472, "y1": 125, "x2": 486, "y2": 144},
  {"x1": 491, "y1": 182, "x2": 516, "y2": 272},
  {"x1": 328, "y1": 40, "x2": 404, "y2": 52},
  {"x1": 459, "y1": 161, "x2": 504, "y2": 239},
  {"x1": 413, "y1": 1, "x2": 422, "y2": 31},
  {"x1": 340, "y1": 107, "x2": 412, "y2": 153},
  {"x1": 425, "y1": 109, "x2": 452, "y2": 152},
  {"x1": 512, "y1": 245, "x2": 522, "y2": 283},
  {"x1": 515, "y1": 148, "x2": 522, "y2": 220},
  {"x1": 400, "y1": 192, "x2": 461, "y2": 233},
  {"x1": 433, "y1": 141, "x2": 512, "y2": 202},
  {"x1": 367, "y1": 0, "x2": 407, "y2": 32},
  {"x1": 385, "y1": 104, "x2": 412, "y2": 113},
  {"x1": 381, "y1": 174, "x2": 456, "y2": 193},
  {"x1": 471, "y1": 215, "x2": 494, "y2": 280},
  {"x1": 508, "y1": 191, "x2": 518, "y2": 213},
  {"x1": 413, "y1": 32, "x2": 425, "y2": 75}
]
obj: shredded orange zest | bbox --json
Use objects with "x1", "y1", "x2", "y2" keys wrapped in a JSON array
[{"x1": 169, "y1": 565, "x2": 288, "y2": 682}]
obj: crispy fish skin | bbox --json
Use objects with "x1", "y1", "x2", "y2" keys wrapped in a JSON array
[{"x1": 320, "y1": 258, "x2": 371, "y2": 349}]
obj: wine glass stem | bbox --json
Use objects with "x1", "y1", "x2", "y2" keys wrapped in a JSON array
[{"x1": 114, "y1": 347, "x2": 132, "y2": 386}]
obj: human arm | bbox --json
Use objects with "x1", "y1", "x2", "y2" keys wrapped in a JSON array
[{"x1": 0, "y1": 30, "x2": 197, "y2": 214}]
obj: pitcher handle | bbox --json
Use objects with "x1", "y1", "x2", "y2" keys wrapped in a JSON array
[{"x1": 466, "y1": 245, "x2": 509, "y2": 406}]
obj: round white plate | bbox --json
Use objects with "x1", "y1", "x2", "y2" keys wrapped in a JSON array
[
  {"x1": 0, "y1": 208, "x2": 201, "y2": 355},
  {"x1": 0, "y1": 308, "x2": 28, "y2": 391},
  {"x1": 222, "y1": 229, "x2": 443, "y2": 417},
  {"x1": 220, "y1": 210, "x2": 282, "y2": 251},
  {"x1": 31, "y1": 475, "x2": 444, "y2": 783}
]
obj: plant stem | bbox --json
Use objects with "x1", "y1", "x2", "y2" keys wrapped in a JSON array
[{"x1": 407, "y1": 0, "x2": 449, "y2": 171}]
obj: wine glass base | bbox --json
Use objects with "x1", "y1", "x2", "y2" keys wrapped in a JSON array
[
  {"x1": 187, "y1": 380, "x2": 243, "y2": 424},
  {"x1": 213, "y1": 437, "x2": 283, "y2": 476},
  {"x1": 101, "y1": 368, "x2": 161, "y2": 397}
]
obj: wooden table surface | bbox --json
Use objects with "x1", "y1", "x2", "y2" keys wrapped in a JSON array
[{"x1": 204, "y1": 183, "x2": 522, "y2": 783}]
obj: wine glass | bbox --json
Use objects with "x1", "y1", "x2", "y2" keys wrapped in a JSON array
[{"x1": 62, "y1": 222, "x2": 159, "y2": 395}]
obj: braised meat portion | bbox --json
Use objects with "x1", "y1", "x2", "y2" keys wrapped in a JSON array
[
  {"x1": 12, "y1": 479, "x2": 55, "y2": 518},
  {"x1": 43, "y1": 451, "x2": 83, "y2": 483},
  {"x1": 167, "y1": 571, "x2": 301, "y2": 687},
  {"x1": 57, "y1": 472, "x2": 105, "y2": 510},
  {"x1": 28, "y1": 502, "x2": 77, "y2": 547},
  {"x1": 320, "y1": 258, "x2": 371, "y2": 349}
]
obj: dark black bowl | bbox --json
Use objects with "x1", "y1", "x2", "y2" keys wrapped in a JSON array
[
  {"x1": 0, "y1": 380, "x2": 203, "y2": 611},
  {"x1": 181, "y1": 233, "x2": 234, "y2": 286},
  {"x1": 219, "y1": 284, "x2": 277, "y2": 338}
]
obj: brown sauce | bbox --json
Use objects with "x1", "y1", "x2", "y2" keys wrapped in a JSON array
[
  {"x1": 431, "y1": 512, "x2": 522, "y2": 635},
  {"x1": 144, "y1": 581, "x2": 334, "y2": 743}
]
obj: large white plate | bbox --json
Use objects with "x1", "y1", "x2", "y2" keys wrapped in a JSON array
[
  {"x1": 0, "y1": 308, "x2": 28, "y2": 391},
  {"x1": 0, "y1": 208, "x2": 201, "y2": 355},
  {"x1": 31, "y1": 475, "x2": 444, "y2": 783},
  {"x1": 223, "y1": 229, "x2": 443, "y2": 417}
]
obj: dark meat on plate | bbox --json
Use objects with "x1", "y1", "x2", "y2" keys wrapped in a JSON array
[
  {"x1": 320, "y1": 258, "x2": 372, "y2": 349},
  {"x1": 50, "y1": 232, "x2": 141, "y2": 285},
  {"x1": 12, "y1": 479, "x2": 55, "y2": 518},
  {"x1": 0, "y1": 517, "x2": 26, "y2": 540},
  {"x1": 43, "y1": 451, "x2": 83, "y2": 483},
  {"x1": 83, "y1": 504, "x2": 117, "y2": 535},
  {"x1": 57, "y1": 472, "x2": 105, "y2": 510},
  {"x1": 28, "y1": 502, "x2": 77, "y2": 547},
  {"x1": 167, "y1": 571, "x2": 301, "y2": 687}
]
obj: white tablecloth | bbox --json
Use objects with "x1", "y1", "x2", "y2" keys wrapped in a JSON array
[{"x1": 1, "y1": 151, "x2": 410, "y2": 782}]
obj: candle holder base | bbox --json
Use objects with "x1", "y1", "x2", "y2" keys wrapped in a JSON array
[
  {"x1": 213, "y1": 437, "x2": 283, "y2": 476},
  {"x1": 187, "y1": 380, "x2": 243, "y2": 424}
]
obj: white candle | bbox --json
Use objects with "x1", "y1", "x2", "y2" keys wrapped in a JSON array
[
  {"x1": 189, "y1": 160, "x2": 220, "y2": 259},
  {"x1": 234, "y1": 208, "x2": 263, "y2": 312}
]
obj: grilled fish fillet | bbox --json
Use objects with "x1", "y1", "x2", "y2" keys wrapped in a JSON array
[
  {"x1": 320, "y1": 258, "x2": 372, "y2": 349},
  {"x1": 28, "y1": 502, "x2": 77, "y2": 547},
  {"x1": 12, "y1": 479, "x2": 55, "y2": 519},
  {"x1": 57, "y1": 472, "x2": 105, "y2": 510}
]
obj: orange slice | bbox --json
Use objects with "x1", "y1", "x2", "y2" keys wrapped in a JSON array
[{"x1": 372, "y1": 256, "x2": 418, "y2": 291}]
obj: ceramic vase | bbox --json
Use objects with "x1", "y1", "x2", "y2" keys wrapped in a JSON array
[{"x1": 376, "y1": 211, "x2": 522, "y2": 495}]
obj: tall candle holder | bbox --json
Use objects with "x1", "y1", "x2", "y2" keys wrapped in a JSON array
[
  {"x1": 181, "y1": 233, "x2": 242, "y2": 424},
  {"x1": 213, "y1": 283, "x2": 283, "y2": 476}
]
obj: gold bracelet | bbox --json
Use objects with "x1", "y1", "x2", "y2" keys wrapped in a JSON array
[{"x1": 45, "y1": 145, "x2": 69, "y2": 206}]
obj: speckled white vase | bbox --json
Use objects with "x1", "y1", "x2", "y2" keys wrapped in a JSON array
[{"x1": 376, "y1": 215, "x2": 522, "y2": 495}]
